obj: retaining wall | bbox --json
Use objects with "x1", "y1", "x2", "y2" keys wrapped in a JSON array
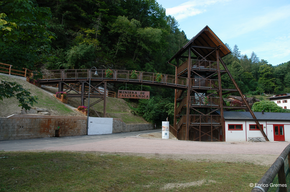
[
  {"x1": 0, "y1": 115, "x2": 87, "y2": 140},
  {"x1": 0, "y1": 115, "x2": 153, "y2": 140}
]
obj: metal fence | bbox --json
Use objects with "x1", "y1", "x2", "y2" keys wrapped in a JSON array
[{"x1": 252, "y1": 144, "x2": 290, "y2": 192}]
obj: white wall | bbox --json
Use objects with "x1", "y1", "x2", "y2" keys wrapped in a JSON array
[
  {"x1": 225, "y1": 120, "x2": 290, "y2": 142},
  {"x1": 272, "y1": 99, "x2": 290, "y2": 109},
  {"x1": 225, "y1": 120, "x2": 246, "y2": 142}
]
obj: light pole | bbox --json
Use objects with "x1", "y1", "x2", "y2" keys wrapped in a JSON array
[{"x1": 87, "y1": 66, "x2": 98, "y2": 135}]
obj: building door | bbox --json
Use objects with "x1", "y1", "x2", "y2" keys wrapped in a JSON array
[{"x1": 273, "y1": 124, "x2": 285, "y2": 141}]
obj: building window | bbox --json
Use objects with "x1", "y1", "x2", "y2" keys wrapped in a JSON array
[
  {"x1": 284, "y1": 106, "x2": 287, "y2": 109},
  {"x1": 283, "y1": 100, "x2": 287, "y2": 103},
  {"x1": 249, "y1": 124, "x2": 263, "y2": 131},
  {"x1": 277, "y1": 101, "x2": 281, "y2": 103},
  {"x1": 228, "y1": 124, "x2": 243, "y2": 130}
]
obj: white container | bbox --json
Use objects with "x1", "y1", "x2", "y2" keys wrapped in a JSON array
[{"x1": 162, "y1": 121, "x2": 170, "y2": 139}]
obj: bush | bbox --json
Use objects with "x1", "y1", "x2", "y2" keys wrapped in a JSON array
[{"x1": 252, "y1": 100, "x2": 290, "y2": 113}]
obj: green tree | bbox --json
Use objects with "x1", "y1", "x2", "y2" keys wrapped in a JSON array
[
  {"x1": 0, "y1": 81, "x2": 38, "y2": 110},
  {"x1": 257, "y1": 63, "x2": 276, "y2": 93},
  {"x1": 0, "y1": 0, "x2": 55, "y2": 69},
  {"x1": 252, "y1": 100, "x2": 290, "y2": 113}
]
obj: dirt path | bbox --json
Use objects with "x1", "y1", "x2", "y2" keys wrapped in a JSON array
[{"x1": 42, "y1": 132, "x2": 289, "y2": 166}]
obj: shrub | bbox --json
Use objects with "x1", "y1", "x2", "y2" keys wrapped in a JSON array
[
  {"x1": 105, "y1": 69, "x2": 113, "y2": 78},
  {"x1": 155, "y1": 73, "x2": 162, "y2": 82},
  {"x1": 56, "y1": 91, "x2": 67, "y2": 99},
  {"x1": 77, "y1": 106, "x2": 87, "y2": 112}
]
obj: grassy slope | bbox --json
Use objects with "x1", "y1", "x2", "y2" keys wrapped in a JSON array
[
  {"x1": 0, "y1": 151, "x2": 269, "y2": 192},
  {"x1": 0, "y1": 74, "x2": 80, "y2": 117},
  {"x1": 40, "y1": 85, "x2": 148, "y2": 124}
]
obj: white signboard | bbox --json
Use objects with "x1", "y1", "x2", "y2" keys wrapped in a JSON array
[
  {"x1": 162, "y1": 121, "x2": 169, "y2": 139},
  {"x1": 88, "y1": 117, "x2": 113, "y2": 135}
]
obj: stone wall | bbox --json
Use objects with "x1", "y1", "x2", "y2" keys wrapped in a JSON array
[
  {"x1": 0, "y1": 116, "x2": 153, "y2": 141},
  {"x1": 113, "y1": 119, "x2": 153, "y2": 133},
  {"x1": 0, "y1": 115, "x2": 87, "y2": 140}
]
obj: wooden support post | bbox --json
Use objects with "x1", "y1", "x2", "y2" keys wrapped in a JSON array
[
  {"x1": 211, "y1": 115, "x2": 213, "y2": 141},
  {"x1": 278, "y1": 162, "x2": 287, "y2": 192},
  {"x1": 186, "y1": 49, "x2": 192, "y2": 140},
  {"x1": 216, "y1": 50, "x2": 225, "y2": 141},
  {"x1": 103, "y1": 81, "x2": 107, "y2": 117},
  {"x1": 9, "y1": 65, "x2": 12, "y2": 75},
  {"x1": 24, "y1": 68, "x2": 27, "y2": 77},
  {"x1": 174, "y1": 62, "x2": 178, "y2": 131},
  {"x1": 58, "y1": 82, "x2": 63, "y2": 92},
  {"x1": 81, "y1": 81, "x2": 85, "y2": 106}
]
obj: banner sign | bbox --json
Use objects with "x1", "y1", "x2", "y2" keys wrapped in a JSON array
[{"x1": 118, "y1": 90, "x2": 150, "y2": 99}]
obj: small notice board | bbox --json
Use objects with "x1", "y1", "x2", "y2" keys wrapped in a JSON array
[{"x1": 118, "y1": 90, "x2": 150, "y2": 99}]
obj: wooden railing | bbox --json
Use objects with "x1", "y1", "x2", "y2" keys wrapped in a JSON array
[
  {"x1": 169, "y1": 124, "x2": 178, "y2": 138},
  {"x1": 0, "y1": 62, "x2": 31, "y2": 77},
  {"x1": 252, "y1": 144, "x2": 290, "y2": 192},
  {"x1": 177, "y1": 59, "x2": 189, "y2": 75},
  {"x1": 191, "y1": 78, "x2": 218, "y2": 89},
  {"x1": 189, "y1": 115, "x2": 221, "y2": 124},
  {"x1": 41, "y1": 69, "x2": 188, "y2": 88},
  {"x1": 176, "y1": 97, "x2": 187, "y2": 114},
  {"x1": 177, "y1": 60, "x2": 217, "y2": 75},
  {"x1": 190, "y1": 96, "x2": 219, "y2": 107},
  {"x1": 192, "y1": 60, "x2": 217, "y2": 70}
]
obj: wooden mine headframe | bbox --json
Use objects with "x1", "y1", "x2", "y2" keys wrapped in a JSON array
[{"x1": 168, "y1": 26, "x2": 269, "y2": 141}]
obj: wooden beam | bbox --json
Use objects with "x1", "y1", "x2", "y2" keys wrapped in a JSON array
[
  {"x1": 216, "y1": 50, "x2": 225, "y2": 141},
  {"x1": 103, "y1": 81, "x2": 107, "y2": 117},
  {"x1": 186, "y1": 48, "x2": 192, "y2": 140},
  {"x1": 219, "y1": 57, "x2": 269, "y2": 141}
]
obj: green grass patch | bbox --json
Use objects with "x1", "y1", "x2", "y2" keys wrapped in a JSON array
[
  {"x1": 0, "y1": 151, "x2": 268, "y2": 191},
  {"x1": 0, "y1": 74, "x2": 78, "y2": 116}
]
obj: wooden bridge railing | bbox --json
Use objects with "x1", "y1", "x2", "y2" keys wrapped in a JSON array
[
  {"x1": 252, "y1": 144, "x2": 290, "y2": 192},
  {"x1": 41, "y1": 69, "x2": 188, "y2": 88},
  {"x1": 0, "y1": 62, "x2": 31, "y2": 78}
]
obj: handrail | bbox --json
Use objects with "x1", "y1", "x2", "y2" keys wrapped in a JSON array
[
  {"x1": 40, "y1": 69, "x2": 188, "y2": 88},
  {"x1": 252, "y1": 144, "x2": 290, "y2": 192},
  {"x1": 0, "y1": 62, "x2": 31, "y2": 78}
]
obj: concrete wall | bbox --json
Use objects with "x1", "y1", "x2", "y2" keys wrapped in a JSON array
[
  {"x1": 0, "y1": 115, "x2": 87, "y2": 140},
  {"x1": 0, "y1": 116, "x2": 154, "y2": 140}
]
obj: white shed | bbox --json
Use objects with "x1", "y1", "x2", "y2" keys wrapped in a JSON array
[{"x1": 223, "y1": 111, "x2": 290, "y2": 142}]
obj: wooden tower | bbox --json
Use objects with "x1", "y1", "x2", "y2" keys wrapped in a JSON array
[{"x1": 168, "y1": 26, "x2": 268, "y2": 141}]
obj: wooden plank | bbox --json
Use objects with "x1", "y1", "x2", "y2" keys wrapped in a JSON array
[{"x1": 0, "y1": 62, "x2": 12, "y2": 66}]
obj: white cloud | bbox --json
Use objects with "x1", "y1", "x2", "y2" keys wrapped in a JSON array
[
  {"x1": 166, "y1": 0, "x2": 229, "y2": 20},
  {"x1": 241, "y1": 34, "x2": 290, "y2": 65},
  {"x1": 224, "y1": 5, "x2": 290, "y2": 39}
]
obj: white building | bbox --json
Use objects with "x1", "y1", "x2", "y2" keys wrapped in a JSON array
[
  {"x1": 224, "y1": 111, "x2": 290, "y2": 142},
  {"x1": 269, "y1": 93, "x2": 290, "y2": 109}
]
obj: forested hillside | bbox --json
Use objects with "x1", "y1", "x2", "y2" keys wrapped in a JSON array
[{"x1": 1, "y1": 0, "x2": 290, "y2": 124}]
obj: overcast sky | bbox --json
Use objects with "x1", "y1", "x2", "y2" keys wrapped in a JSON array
[{"x1": 157, "y1": 0, "x2": 290, "y2": 66}]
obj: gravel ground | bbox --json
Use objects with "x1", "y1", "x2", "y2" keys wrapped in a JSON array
[
  {"x1": 44, "y1": 132, "x2": 289, "y2": 166},
  {"x1": 1, "y1": 129, "x2": 288, "y2": 166}
]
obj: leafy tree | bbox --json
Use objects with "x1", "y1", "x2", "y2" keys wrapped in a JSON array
[
  {"x1": 252, "y1": 100, "x2": 290, "y2": 113},
  {"x1": 0, "y1": 80, "x2": 38, "y2": 110},
  {"x1": 257, "y1": 63, "x2": 276, "y2": 93},
  {"x1": 0, "y1": 0, "x2": 55, "y2": 69},
  {"x1": 137, "y1": 96, "x2": 174, "y2": 125}
]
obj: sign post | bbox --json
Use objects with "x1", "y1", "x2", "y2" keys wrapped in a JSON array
[{"x1": 162, "y1": 121, "x2": 169, "y2": 139}]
